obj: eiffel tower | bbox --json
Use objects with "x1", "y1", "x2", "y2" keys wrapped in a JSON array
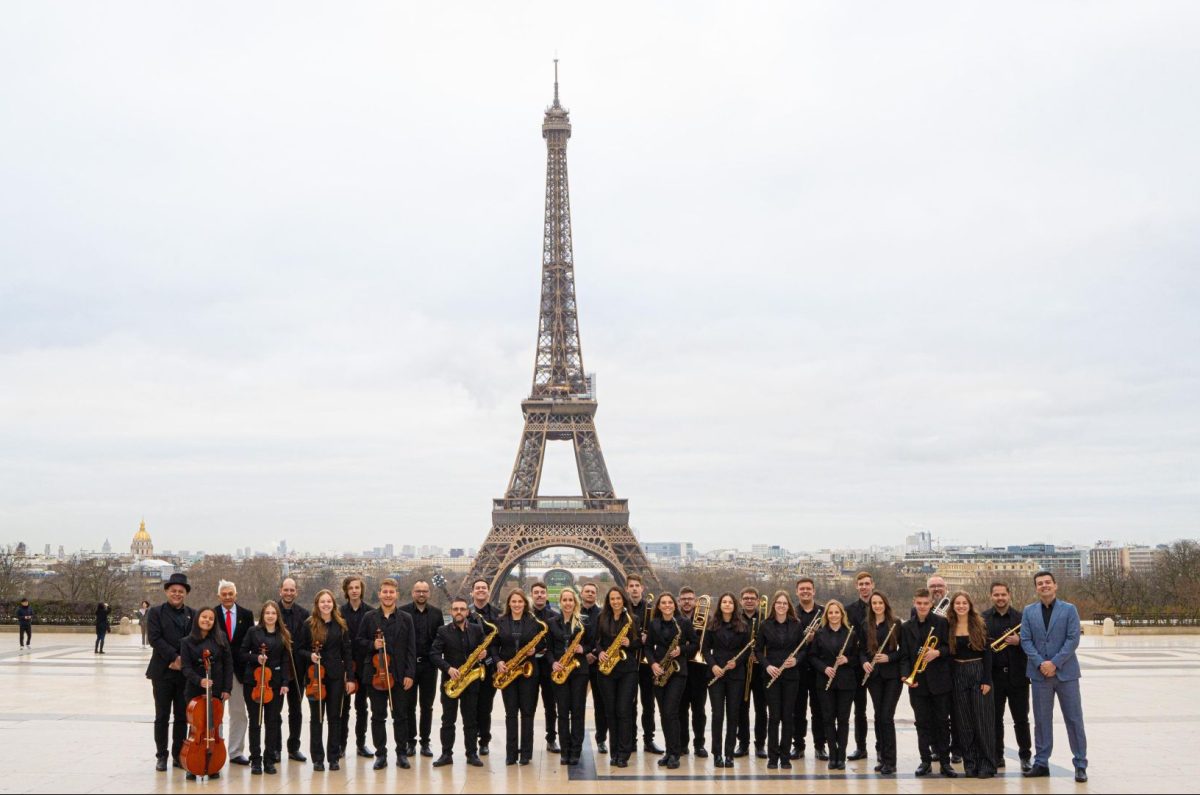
[{"x1": 464, "y1": 64, "x2": 656, "y2": 597}]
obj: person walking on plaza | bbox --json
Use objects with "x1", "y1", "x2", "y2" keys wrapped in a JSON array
[
  {"x1": 94, "y1": 602, "x2": 110, "y2": 654},
  {"x1": 17, "y1": 597, "x2": 33, "y2": 649},
  {"x1": 216, "y1": 580, "x2": 254, "y2": 766},
  {"x1": 1020, "y1": 571, "x2": 1088, "y2": 783},
  {"x1": 983, "y1": 581, "x2": 1032, "y2": 772},
  {"x1": 146, "y1": 573, "x2": 195, "y2": 771},
  {"x1": 138, "y1": 600, "x2": 151, "y2": 648}
]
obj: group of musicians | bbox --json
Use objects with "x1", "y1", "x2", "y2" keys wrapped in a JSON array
[{"x1": 144, "y1": 568, "x2": 1088, "y2": 782}]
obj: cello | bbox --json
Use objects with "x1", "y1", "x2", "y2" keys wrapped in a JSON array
[
  {"x1": 251, "y1": 642, "x2": 273, "y2": 726},
  {"x1": 180, "y1": 649, "x2": 227, "y2": 778},
  {"x1": 306, "y1": 641, "x2": 326, "y2": 724}
]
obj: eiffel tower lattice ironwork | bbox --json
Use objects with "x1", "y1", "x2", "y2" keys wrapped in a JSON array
[{"x1": 464, "y1": 65, "x2": 656, "y2": 598}]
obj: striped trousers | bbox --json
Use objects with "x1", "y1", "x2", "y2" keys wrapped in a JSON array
[{"x1": 951, "y1": 659, "x2": 997, "y2": 775}]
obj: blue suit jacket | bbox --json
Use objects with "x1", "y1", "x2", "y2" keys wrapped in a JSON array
[{"x1": 1019, "y1": 599, "x2": 1081, "y2": 682}]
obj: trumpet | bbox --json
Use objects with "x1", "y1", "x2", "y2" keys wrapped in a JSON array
[
  {"x1": 824, "y1": 626, "x2": 855, "y2": 691},
  {"x1": 690, "y1": 595, "x2": 712, "y2": 665},
  {"x1": 861, "y1": 622, "x2": 898, "y2": 687},
  {"x1": 902, "y1": 628, "x2": 938, "y2": 687},
  {"x1": 990, "y1": 623, "x2": 1022, "y2": 652},
  {"x1": 932, "y1": 596, "x2": 951, "y2": 617}
]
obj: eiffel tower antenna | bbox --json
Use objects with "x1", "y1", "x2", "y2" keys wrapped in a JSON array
[{"x1": 465, "y1": 66, "x2": 656, "y2": 598}]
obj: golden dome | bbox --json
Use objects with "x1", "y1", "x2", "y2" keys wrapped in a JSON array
[{"x1": 133, "y1": 519, "x2": 151, "y2": 542}]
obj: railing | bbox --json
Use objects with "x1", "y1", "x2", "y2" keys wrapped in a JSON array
[
  {"x1": 1092, "y1": 612, "x2": 1200, "y2": 627},
  {"x1": 494, "y1": 497, "x2": 628, "y2": 512}
]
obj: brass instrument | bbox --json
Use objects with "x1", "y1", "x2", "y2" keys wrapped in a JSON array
[
  {"x1": 932, "y1": 596, "x2": 952, "y2": 617},
  {"x1": 652, "y1": 619, "x2": 682, "y2": 687},
  {"x1": 824, "y1": 626, "x2": 855, "y2": 691},
  {"x1": 708, "y1": 634, "x2": 756, "y2": 688},
  {"x1": 902, "y1": 628, "x2": 938, "y2": 687},
  {"x1": 443, "y1": 620, "x2": 498, "y2": 699},
  {"x1": 640, "y1": 593, "x2": 655, "y2": 664},
  {"x1": 744, "y1": 596, "x2": 768, "y2": 702},
  {"x1": 861, "y1": 621, "x2": 898, "y2": 686},
  {"x1": 598, "y1": 609, "x2": 632, "y2": 676},
  {"x1": 551, "y1": 621, "x2": 586, "y2": 685},
  {"x1": 493, "y1": 617, "x2": 549, "y2": 691},
  {"x1": 990, "y1": 623, "x2": 1022, "y2": 652},
  {"x1": 690, "y1": 595, "x2": 712, "y2": 664}
]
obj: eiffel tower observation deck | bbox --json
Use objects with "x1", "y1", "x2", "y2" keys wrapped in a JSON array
[{"x1": 465, "y1": 64, "x2": 656, "y2": 596}]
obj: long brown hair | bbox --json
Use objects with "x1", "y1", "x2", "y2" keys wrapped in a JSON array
[
  {"x1": 768, "y1": 590, "x2": 797, "y2": 623},
  {"x1": 258, "y1": 600, "x2": 292, "y2": 653},
  {"x1": 716, "y1": 592, "x2": 746, "y2": 633},
  {"x1": 947, "y1": 591, "x2": 987, "y2": 653},
  {"x1": 599, "y1": 587, "x2": 631, "y2": 636},
  {"x1": 652, "y1": 592, "x2": 678, "y2": 622},
  {"x1": 865, "y1": 591, "x2": 899, "y2": 655},
  {"x1": 307, "y1": 589, "x2": 348, "y2": 647}
]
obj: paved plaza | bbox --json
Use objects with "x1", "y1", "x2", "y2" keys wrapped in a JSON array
[{"x1": 0, "y1": 631, "x2": 1195, "y2": 794}]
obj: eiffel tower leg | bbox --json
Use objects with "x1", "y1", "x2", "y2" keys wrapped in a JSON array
[
  {"x1": 505, "y1": 411, "x2": 549, "y2": 505},
  {"x1": 573, "y1": 429, "x2": 614, "y2": 500}
]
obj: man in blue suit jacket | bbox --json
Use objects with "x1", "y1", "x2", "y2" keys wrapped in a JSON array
[{"x1": 1019, "y1": 571, "x2": 1088, "y2": 783}]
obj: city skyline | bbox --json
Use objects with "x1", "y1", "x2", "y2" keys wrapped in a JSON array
[{"x1": 3, "y1": 6, "x2": 1198, "y2": 554}]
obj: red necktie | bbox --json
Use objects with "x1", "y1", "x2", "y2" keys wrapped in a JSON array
[{"x1": 226, "y1": 609, "x2": 233, "y2": 641}]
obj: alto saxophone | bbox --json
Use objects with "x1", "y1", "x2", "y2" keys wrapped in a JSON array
[
  {"x1": 598, "y1": 609, "x2": 632, "y2": 676},
  {"x1": 551, "y1": 621, "x2": 587, "y2": 685},
  {"x1": 652, "y1": 620, "x2": 682, "y2": 687},
  {"x1": 443, "y1": 620, "x2": 498, "y2": 699},
  {"x1": 493, "y1": 617, "x2": 549, "y2": 691}
]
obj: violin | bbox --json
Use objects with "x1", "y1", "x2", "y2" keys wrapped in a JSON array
[
  {"x1": 371, "y1": 629, "x2": 393, "y2": 691},
  {"x1": 181, "y1": 649, "x2": 226, "y2": 777},
  {"x1": 251, "y1": 643, "x2": 273, "y2": 724},
  {"x1": 305, "y1": 641, "x2": 326, "y2": 701}
]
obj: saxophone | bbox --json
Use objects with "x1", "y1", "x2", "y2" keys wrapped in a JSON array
[
  {"x1": 598, "y1": 609, "x2": 632, "y2": 676},
  {"x1": 551, "y1": 621, "x2": 586, "y2": 685},
  {"x1": 443, "y1": 620, "x2": 498, "y2": 699},
  {"x1": 493, "y1": 617, "x2": 549, "y2": 691},
  {"x1": 652, "y1": 619, "x2": 683, "y2": 687}
]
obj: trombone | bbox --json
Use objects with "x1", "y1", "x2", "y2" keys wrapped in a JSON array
[
  {"x1": 640, "y1": 593, "x2": 655, "y2": 665},
  {"x1": 902, "y1": 628, "x2": 938, "y2": 687},
  {"x1": 743, "y1": 596, "x2": 768, "y2": 702},
  {"x1": 690, "y1": 595, "x2": 712, "y2": 664},
  {"x1": 990, "y1": 623, "x2": 1021, "y2": 652}
]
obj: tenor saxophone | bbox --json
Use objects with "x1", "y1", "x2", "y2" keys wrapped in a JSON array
[
  {"x1": 598, "y1": 609, "x2": 632, "y2": 676},
  {"x1": 493, "y1": 617, "x2": 549, "y2": 691},
  {"x1": 551, "y1": 621, "x2": 587, "y2": 685},
  {"x1": 652, "y1": 619, "x2": 683, "y2": 687},
  {"x1": 443, "y1": 620, "x2": 498, "y2": 699}
]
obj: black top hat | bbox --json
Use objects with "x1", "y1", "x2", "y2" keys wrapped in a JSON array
[{"x1": 163, "y1": 572, "x2": 191, "y2": 593}]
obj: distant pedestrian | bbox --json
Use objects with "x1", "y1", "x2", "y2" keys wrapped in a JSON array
[
  {"x1": 17, "y1": 597, "x2": 34, "y2": 649},
  {"x1": 95, "y1": 602, "x2": 110, "y2": 654},
  {"x1": 138, "y1": 600, "x2": 152, "y2": 647}
]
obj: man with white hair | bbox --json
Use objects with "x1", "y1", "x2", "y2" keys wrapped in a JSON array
[{"x1": 217, "y1": 580, "x2": 255, "y2": 765}]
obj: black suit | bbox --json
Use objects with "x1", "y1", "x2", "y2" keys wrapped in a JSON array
[
  {"x1": 356, "y1": 607, "x2": 417, "y2": 760},
  {"x1": 581, "y1": 603, "x2": 608, "y2": 745},
  {"x1": 296, "y1": 619, "x2": 353, "y2": 764},
  {"x1": 810, "y1": 624, "x2": 860, "y2": 763},
  {"x1": 737, "y1": 610, "x2": 768, "y2": 752},
  {"x1": 279, "y1": 601, "x2": 311, "y2": 755},
  {"x1": 703, "y1": 618, "x2": 750, "y2": 758},
  {"x1": 494, "y1": 614, "x2": 546, "y2": 762},
  {"x1": 677, "y1": 609, "x2": 708, "y2": 752},
  {"x1": 792, "y1": 601, "x2": 825, "y2": 753},
  {"x1": 646, "y1": 617, "x2": 698, "y2": 758},
  {"x1": 900, "y1": 613, "x2": 952, "y2": 764},
  {"x1": 532, "y1": 603, "x2": 561, "y2": 745},
  {"x1": 548, "y1": 613, "x2": 594, "y2": 759},
  {"x1": 339, "y1": 600, "x2": 373, "y2": 753},
  {"x1": 756, "y1": 617, "x2": 805, "y2": 762},
  {"x1": 983, "y1": 606, "x2": 1031, "y2": 763},
  {"x1": 145, "y1": 601, "x2": 195, "y2": 762},
  {"x1": 215, "y1": 603, "x2": 254, "y2": 759},
  {"x1": 400, "y1": 601, "x2": 444, "y2": 750},
  {"x1": 467, "y1": 602, "x2": 501, "y2": 748},
  {"x1": 860, "y1": 618, "x2": 903, "y2": 767},
  {"x1": 844, "y1": 597, "x2": 873, "y2": 754},
  {"x1": 431, "y1": 620, "x2": 486, "y2": 757}
]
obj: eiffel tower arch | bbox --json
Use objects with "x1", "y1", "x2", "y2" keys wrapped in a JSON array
[{"x1": 465, "y1": 64, "x2": 657, "y2": 599}]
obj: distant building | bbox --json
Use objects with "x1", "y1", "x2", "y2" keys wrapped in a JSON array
[
  {"x1": 943, "y1": 544, "x2": 1089, "y2": 579},
  {"x1": 1089, "y1": 543, "x2": 1129, "y2": 575},
  {"x1": 101, "y1": 538, "x2": 112, "y2": 554},
  {"x1": 15, "y1": 541, "x2": 26, "y2": 557},
  {"x1": 935, "y1": 559, "x2": 1040, "y2": 592},
  {"x1": 1127, "y1": 545, "x2": 1163, "y2": 574},
  {"x1": 905, "y1": 531, "x2": 934, "y2": 554},
  {"x1": 131, "y1": 519, "x2": 154, "y2": 559},
  {"x1": 644, "y1": 542, "x2": 694, "y2": 559}
]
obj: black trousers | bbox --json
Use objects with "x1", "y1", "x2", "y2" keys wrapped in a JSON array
[
  {"x1": 817, "y1": 687, "x2": 854, "y2": 759},
  {"x1": 95, "y1": 627, "x2": 106, "y2": 652},
  {"x1": 653, "y1": 675, "x2": 686, "y2": 756},
  {"x1": 284, "y1": 665, "x2": 305, "y2": 753},
  {"x1": 438, "y1": 676, "x2": 479, "y2": 757},
  {"x1": 406, "y1": 666, "x2": 437, "y2": 746},
  {"x1": 636, "y1": 663, "x2": 657, "y2": 743},
  {"x1": 244, "y1": 682, "x2": 283, "y2": 763},
  {"x1": 307, "y1": 681, "x2": 344, "y2": 764},
  {"x1": 152, "y1": 670, "x2": 189, "y2": 760},
  {"x1": 992, "y1": 672, "x2": 1032, "y2": 761},
  {"x1": 853, "y1": 680, "x2": 870, "y2": 751},
  {"x1": 794, "y1": 674, "x2": 826, "y2": 750},
  {"x1": 474, "y1": 675, "x2": 496, "y2": 746},
  {"x1": 536, "y1": 656, "x2": 558, "y2": 743},
  {"x1": 910, "y1": 690, "x2": 952, "y2": 764},
  {"x1": 866, "y1": 677, "x2": 901, "y2": 766},
  {"x1": 19, "y1": 625, "x2": 31, "y2": 645},
  {"x1": 369, "y1": 682, "x2": 410, "y2": 758},
  {"x1": 555, "y1": 671, "x2": 588, "y2": 758},
  {"x1": 952, "y1": 660, "x2": 997, "y2": 775},
  {"x1": 339, "y1": 676, "x2": 370, "y2": 752},
  {"x1": 737, "y1": 662, "x2": 768, "y2": 748},
  {"x1": 597, "y1": 669, "x2": 638, "y2": 760},
  {"x1": 708, "y1": 676, "x2": 741, "y2": 757},
  {"x1": 680, "y1": 663, "x2": 708, "y2": 750},
  {"x1": 588, "y1": 666, "x2": 608, "y2": 744},
  {"x1": 764, "y1": 676, "x2": 798, "y2": 761},
  {"x1": 500, "y1": 675, "x2": 538, "y2": 760}
]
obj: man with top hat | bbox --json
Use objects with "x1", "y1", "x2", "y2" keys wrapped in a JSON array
[{"x1": 146, "y1": 572, "x2": 196, "y2": 771}]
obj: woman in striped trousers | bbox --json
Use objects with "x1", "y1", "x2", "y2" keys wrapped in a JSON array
[{"x1": 947, "y1": 591, "x2": 997, "y2": 779}]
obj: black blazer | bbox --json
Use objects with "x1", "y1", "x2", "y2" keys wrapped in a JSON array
[
  {"x1": 181, "y1": 633, "x2": 234, "y2": 695},
  {"x1": 400, "y1": 602, "x2": 444, "y2": 671},
  {"x1": 145, "y1": 602, "x2": 195, "y2": 680},
  {"x1": 279, "y1": 602, "x2": 311, "y2": 682},
  {"x1": 982, "y1": 606, "x2": 1028, "y2": 687},
  {"x1": 467, "y1": 602, "x2": 501, "y2": 667},
  {"x1": 341, "y1": 600, "x2": 372, "y2": 672},
  {"x1": 431, "y1": 621, "x2": 486, "y2": 674},
  {"x1": 703, "y1": 618, "x2": 751, "y2": 682},
  {"x1": 899, "y1": 614, "x2": 952, "y2": 696},
  {"x1": 756, "y1": 617, "x2": 806, "y2": 682},
  {"x1": 296, "y1": 619, "x2": 353, "y2": 682},
  {"x1": 646, "y1": 617, "x2": 698, "y2": 680},
  {"x1": 548, "y1": 613, "x2": 595, "y2": 678},
  {"x1": 214, "y1": 604, "x2": 255, "y2": 683},
  {"x1": 594, "y1": 609, "x2": 643, "y2": 676},
  {"x1": 240, "y1": 624, "x2": 292, "y2": 690},
  {"x1": 858, "y1": 618, "x2": 903, "y2": 681},
  {"x1": 356, "y1": 607, "x2": 417, "y2": 686},
  {"x1": 493, "y1": 614, "x2": 546, "y2": 663},
  {"x1": 845, "y1": 598, "x2": 871, "y2": 633},
  {"x1": 809, "y1": 624, "x2": 860, "y2": 691}
]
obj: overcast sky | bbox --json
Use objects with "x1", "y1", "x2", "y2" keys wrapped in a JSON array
[{"x1": 2, "y1": 3, "x2": 1197, "y2": 557}]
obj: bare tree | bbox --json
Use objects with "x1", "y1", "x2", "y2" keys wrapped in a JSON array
[{"x1": 0, "y1": 551, "x2": 28, "y2": 602}]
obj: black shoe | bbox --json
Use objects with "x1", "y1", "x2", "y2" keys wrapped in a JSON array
[
  {"x1": 667, "y1": 755, "x2": 680, "y2": 769},
  {"x1": 251, "y1": 760, "x2": 262, "y2": 775},
  {"x1": 547, "y1": 740, "x2": 561, "y2": 754},
  {"x1": 332, "y1": 760, "x2": 342, "y2": 771},
  {"x1": 755, "y1": 744, "x2": 768, "y2": 759},
  {"x1": 790, "y1": 747, "x2": 802, "y2": 760},
  {"x1": 915, "y1": 761, "x2": 933, "y2": 777},
  {"x1": 1075, "y1": 767, "x2": 1087, "y2": 783},
  {"x1": 733, "y1": 743, "x2": 749, "y2": 758},
  {"x1": 155, "y1": 758, "x2": 167, "y2": 772},
  {"x1": 658, "y1": 756, "x2": 670, "y2": 767},
  {"x1": 645, "y1": 740, "x2": 665, "y2": 754},
  {"x1": 479, "y1": 743, "x2": 490, "y2": 756},
  {"x1": 695, "y1": 746, "x2": 708, "y2": 758},
  {"x1": 405, "y1": 742, "x2": 416, "y2": 756},
  {"x1": 466, "y1": 754, "x2": 484, "y2": 767},
  {"x1": 880, "y1": 764, "x2": 895, "y2": 776},
  {"x1": 815, "y1": 746, "x2": 829, "y2": 761},
  {"x1": 781, "y1": 759, "x2": 792, "y2": 769},
  {"x1": 560, "y1": 755, "x2": 570, "y2": 766},
  {"x1": 264, "y1": 763, "x2": 277, "y2": 775},
  {"x1": 1024, "y1": 763, "x2": 1051, "y2": 778},
  {"x1": 978, "y1": 770, "x2": 994, "y2": 779},
  {"x1": 506, "y1": 754, "x2": 518, "y2": 766},
  {"x1": 596, "y1": 740, "x2": 607, "y2": 754},
  {"x1": 941, "y1": 763, "x2": 958, "y2": 778},
  {"x1": 614, "y1": 758, "x2": 628, "y2": 768},
  {"x1": 396, "y1": 754, "x2": 410, "y2": 769},
  {"x1": 767, "y1": 758, "x2": 778, "y2": 770},
  {"x1": 433, "y1": 753, "x2": 453, "y2": 767},
  {"x1": 358, "y1": 746, "x2": 375, "y2": 758},
  {"x1": 847, "y1": 748, "x2": 867, "y2": 761},
  {"x1": 288, "y1": 750, "x2": 307, "y2": 762},
  {"x1": 420, "y1": 741, "x2": 433, "y2": 758},
  {"x1": 313, "y1": 762, "x2": 325, "y2": 772},
  {"x1": 373, "y1": 756, "x2": 388, "y2": 771},
  {"x1": 230, "y1": 755, "x2": 250, "y2": 766},
  {"x1": 997, "y1": 757, "x2": 1006, "y2": 768},
  {"x1": 951, "y1": 753, "x2": 963, "y2": 764},
  {"x1": 874, "y1": 762, "x2": 883, "y2": 772},
  {"x1": 519, "y1": 756, "x2": 531, "y2": 766},
  {"x1": 185, "y1": 773, "x2": 197, "y2": 781},
  {"x1": 1022, "y1": 759, "x2": 1033, "y2": 773}
]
